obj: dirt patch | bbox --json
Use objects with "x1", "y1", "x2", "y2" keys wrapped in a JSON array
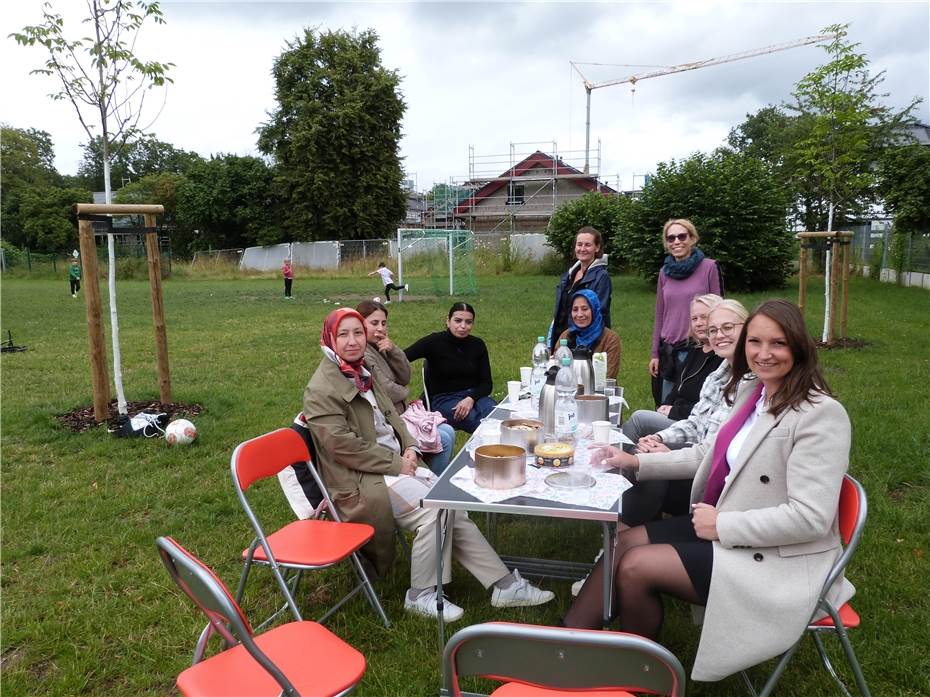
[
  {"x1": 816, "y1": 338, "x2": 871, "y2": 350},
  {"x1": 56, "y1": 400, "x2": 204, "y2": 433}
]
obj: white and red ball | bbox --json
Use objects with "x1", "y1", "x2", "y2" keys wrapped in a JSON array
[{"x1": 165, "y1": 418, "x2": 197, "y2": 446}]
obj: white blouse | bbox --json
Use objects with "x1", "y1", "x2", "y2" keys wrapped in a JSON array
[{"x1": 724, "y1": 387, "x2": 768, "y2": 480}]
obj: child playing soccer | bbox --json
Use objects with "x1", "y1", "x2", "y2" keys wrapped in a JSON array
[{"x1": 368, "y1": 261, "x2": 408, "y2": 303}]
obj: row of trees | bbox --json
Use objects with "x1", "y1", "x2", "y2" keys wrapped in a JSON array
[
  {"x1": 4, "y1": 22, "x2": 407, "y2": 257},
  {"x1": 548, "y1": 25, "x2": 927, "y2": 291}
]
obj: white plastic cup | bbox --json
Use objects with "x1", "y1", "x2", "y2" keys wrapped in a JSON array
[
  {"x1": 519, "y1": 366, "x2": 532, "y2": 387},
  {"x1": 592, "y1": 420, "x2": 612, "y2": 443},
  {"x1": 507, "y1": 380, "x2": 522, "y2": 405}
]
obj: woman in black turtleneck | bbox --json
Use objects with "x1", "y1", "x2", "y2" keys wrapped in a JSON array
[{"x1": 405, "y1": 302, "x2": 495, "y2": 434}]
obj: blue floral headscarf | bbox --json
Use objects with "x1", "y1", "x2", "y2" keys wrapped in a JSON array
[{"x1": 568, "y1": 289, "x2": 604, "y2": 349}]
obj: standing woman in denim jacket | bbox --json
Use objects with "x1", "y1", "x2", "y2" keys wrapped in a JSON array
[
  {"x1": 649, "y1": 219, "x2": 721, "y2": 406},
  {"x1": 549, "y1": 226, "x2": 612, "y2": 352}
]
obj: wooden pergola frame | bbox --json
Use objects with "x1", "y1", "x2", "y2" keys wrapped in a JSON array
[
  {"x1": 797, "y1": 230, "x2": 853, "y2": 345},
  {"x1": 74, "y1": 203, "x2": 171, "y2": 422}
]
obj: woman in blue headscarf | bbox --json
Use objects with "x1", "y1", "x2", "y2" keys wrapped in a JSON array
[{"x1": 557, "y1": 289, "x2": 621, "y2": 379}]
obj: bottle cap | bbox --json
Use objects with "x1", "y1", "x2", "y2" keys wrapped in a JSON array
[
  {"x1": 560, "y1": 339, "x2": 568, "y2": 346},
  {"x1": 537, "y1": 336, "x2": 545, "y2": 342}
]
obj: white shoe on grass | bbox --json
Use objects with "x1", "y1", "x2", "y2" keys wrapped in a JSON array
[
  {"x1": 404, "y1": 588, "x2": 464, "y2": 622},
  {"x1": 404, "y1": 283, "x2": 409, "y2": 292},
  {"x1": 491, "y1": 569, "x2": 554, "y2": 608}
]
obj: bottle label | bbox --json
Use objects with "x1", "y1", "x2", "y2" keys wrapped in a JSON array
[{"x1": 555, "y1": 407, "x2": 577, "y2": 433}]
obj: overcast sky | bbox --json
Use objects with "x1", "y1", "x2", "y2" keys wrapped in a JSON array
[{"x1": 3, "y1": 1, "x2": 928, "y2": 191}]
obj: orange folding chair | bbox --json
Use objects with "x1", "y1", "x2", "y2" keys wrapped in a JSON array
[
  {"x1": 443, "y1": 621, "x2": 686, "y2": 697},
  {"x1": 157, "y1": 536, "x2": 366, "y2": 697},
  {"x1": 741, "y1": 474, "x2": 871, "y2": 697},
  {"x1": 231, "y1": 428, "x2": 389, "y2": 630}
]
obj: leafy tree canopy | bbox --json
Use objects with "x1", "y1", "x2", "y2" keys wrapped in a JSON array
[
  {"x1": 621, "y1": 150, "x2": 792, "y2": 292},
  {"x1": 878, "y1": 144, "x2": 930, "y2": 233},
  {"x1": 175, "y1": 154, "x2": 281, "y2": 252},
  {"x1": 76, "y1": 134, "x2": 204, "y2": 191},
  {"x1": 546, "y1": 192, "x2": 632, "y2": 269},
  {"x1": 1, "y1": 125, "x2": 61, "y2": 197},
  {"x1": 257, "y1": 28, "x2": 406, "y2": 241},
  {"x1": 11, "y1": 186, "x2": 92, "y2": 252}
]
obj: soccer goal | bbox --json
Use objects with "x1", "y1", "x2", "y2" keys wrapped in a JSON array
[{"x1": 396, "y1": 228, "x2": 477, "y2": 297}]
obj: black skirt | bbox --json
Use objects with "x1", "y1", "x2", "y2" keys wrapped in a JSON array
[{"x1": 645, "y1": 514, "x2": 713, "y2": 604}]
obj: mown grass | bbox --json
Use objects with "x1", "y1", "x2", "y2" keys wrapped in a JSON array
[{"x1": 1, "y1": 272, "x2": 928, "y2": 696}]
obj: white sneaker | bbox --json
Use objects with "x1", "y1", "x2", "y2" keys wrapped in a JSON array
[
  {"x1": 384, "y1": 299, "x2": 392, "y2": 304},
  {"x1": 404, "y1": 588, "x2": 464, "y2": 622},
  {"x1": 491, "y1": 569, "x2": 555, "y2": 608},
  {"x1": 404, "y1": 283, "x2": 409, "y2": 292},
  {"x1": 571, "y1": 577, "x2": 587, "y2": 597}
]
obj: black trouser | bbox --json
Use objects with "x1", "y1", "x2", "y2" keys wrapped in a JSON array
[
  {"x1": 70, "y1": 279, "x2": 80, "y2": 294},
  {"x1": 384, "y1": 283, "x2": 403, "y2": 300},
  {"x1": 284, "y1": 278, "x2": 292, "y2": 297}
]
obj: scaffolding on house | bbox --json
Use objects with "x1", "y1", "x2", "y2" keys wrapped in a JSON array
[{"x1": 438, "y1": 141, "x2": 608, "y2": 236}]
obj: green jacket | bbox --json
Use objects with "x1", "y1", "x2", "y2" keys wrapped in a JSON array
[
  {"x1": 303, "y1": 356, "x2": 419, "y2": 577},
  {"x1": 69, "y1": 263, "x2": 81, "y2": 280}
]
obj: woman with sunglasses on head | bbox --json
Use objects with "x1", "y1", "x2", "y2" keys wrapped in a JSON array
[
  {"x1": 649, "y1": 219, "x2": 722, "y2": 406},
  {"x1": 556, "y1": 289, "x2": 621, "y2": 380},
  {"x1": 355, "y1": 299, "x2": 456, "y2": 474},
  {"x1": 405, "y1": 302, "x2": 495, "y2": 434},
  {"x1": 549, "y1": 226, "x2": 612, "y2": 352},
  {"x1": 566, "y1": 300, "x2": 853, "y2": 684},
  {"x1": 303, "y1": 308, "x2": 554, "y2": 622}
]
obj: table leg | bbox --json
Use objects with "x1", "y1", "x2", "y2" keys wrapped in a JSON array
[
  {"x1": 601, "y1": 522, "x2": 613, "y2": 628},
  {"x1": 436, "y1": 509, "x2": 448, "y2": 648}
]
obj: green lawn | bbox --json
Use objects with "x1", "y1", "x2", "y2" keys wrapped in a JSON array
[{"x1": 2, "y1": 273, "x2": 928, "y2": 696}]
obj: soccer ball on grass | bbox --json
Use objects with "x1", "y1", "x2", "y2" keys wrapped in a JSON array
[{"x1": 165, "y1": 418, "x2": 197, "y2": 446}]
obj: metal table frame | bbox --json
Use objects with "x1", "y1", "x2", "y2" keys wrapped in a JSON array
[{"x1": 420, "y1": 406, "x2": 621, "y2": 647}]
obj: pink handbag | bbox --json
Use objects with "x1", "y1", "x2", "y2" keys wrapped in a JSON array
[{"x1": 400, "y1": 400, "x2": 446, "y2": 453}]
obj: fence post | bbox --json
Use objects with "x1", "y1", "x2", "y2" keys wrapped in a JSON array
[
  {"x1": 79, "y1": 220, "x2": 111, "y2": 422},
  {"x1": 26, "y1": 248, "x2": 32, "y2": 271},
  {"x1": 144, "y1": 213, "x2": 172, "y2": 404}
]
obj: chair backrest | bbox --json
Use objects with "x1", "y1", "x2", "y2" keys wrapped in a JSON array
[
  {"x1": 156, "y1": 536, "x2": 299, "y2": 694},
  {"x1": 443, "y1": 622, "x2": 686, "y2": 697},
  {"x1": 821, "y1": 474, "x2": 867, "y2": 597},
  {"x1": 421, "y1": 359, "x2": 431, "y2": 411},
  {"x1": 232, "y1": 428, "x2": 310, "y2": 492},
  {"x1": 157, "y1": 536, "x2": 253, "y2": 646}
]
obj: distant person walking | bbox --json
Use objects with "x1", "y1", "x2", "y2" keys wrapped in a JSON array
[
  {"x1": 69, "y1": 259, "x2": 81, "y2": 298},
  {"x1": 368, "y1": 261, "x2": 407, "y2": 303},
  {"x1": 282, "y1": 258, "x2": 294, "y2": 299}
]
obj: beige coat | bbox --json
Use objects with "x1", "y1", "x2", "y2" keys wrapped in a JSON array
[
  {"x1": 302, "y1": 356, "x2": 419, "y2": 578},
  {"x1": 558, "y1": 327, "x2": 621, "y2": 379},
  {"x1": 363, "y1": 343, "x2": 411, "y2": 413},
  {"x1": 636, "y1": 379, "x2": 855, "y2": 681}
]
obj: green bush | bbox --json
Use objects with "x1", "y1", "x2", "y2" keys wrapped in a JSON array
[
  {"x1": 621, "y1": 150, "x2": 792, "y2": 292},
  {"x1": 869, "y1": 239, "x2": 883, "y2": 280},
  {"x1": 546, "y1": 191, "x2": 633, "y2": 270}
]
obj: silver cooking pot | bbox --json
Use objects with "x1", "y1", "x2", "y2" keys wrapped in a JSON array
[{"x1": 473, "y1": 444, "x2": 527, "y2": 489}]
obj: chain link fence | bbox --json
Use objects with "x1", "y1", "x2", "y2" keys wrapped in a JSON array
[{"x1": 2, "y1": 235, "x2": 172, "y2": 277}]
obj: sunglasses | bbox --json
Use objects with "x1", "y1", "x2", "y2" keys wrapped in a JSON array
[{"x1": 666, "y1": 232, "x2": 690, "y2": 243}]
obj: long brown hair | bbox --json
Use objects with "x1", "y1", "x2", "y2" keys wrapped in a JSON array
[
  {"x1": 724, "y1": 299, "x2": 831, "y2": 417},
  {"x1": 356, "y1": 299, "x2": 388, "y2": 318}
]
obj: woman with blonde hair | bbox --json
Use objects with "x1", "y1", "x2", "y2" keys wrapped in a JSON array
[{"x1": 649, "y1": 219, "x2": 722, "y2": 406}]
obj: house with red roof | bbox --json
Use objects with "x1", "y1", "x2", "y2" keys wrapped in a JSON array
[{"x1": 450, "y1": 150, "x2": 616, "y2": 233}]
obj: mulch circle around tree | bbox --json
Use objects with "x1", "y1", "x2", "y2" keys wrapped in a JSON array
[
  {"x1": 57, "y1": 400, "x2": 204, "y2": 433},
  {"x1": 816, "y1": 338, "x2": 871, "y2": 350}
]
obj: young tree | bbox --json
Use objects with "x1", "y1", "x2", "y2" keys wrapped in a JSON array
[
  {"x1": 785, "y1": 23, "x2": 920, "y2": 232},
  {"x1": 12, "y1": 1, "x2": 174, "y2": 415},
  {"x1": 257, "y1": 28, "x2": 406, "y2": 241}
]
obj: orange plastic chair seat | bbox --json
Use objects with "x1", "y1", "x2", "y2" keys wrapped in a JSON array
[
  {"x1": 811, "y1": 602, "x2": 860, "y2": 629},
  {"x1": 492, "y1": 684, "x2": 636, "y2": 696},
  {"x1": 177, "y1": 620, "x2": 365, "y2": 697},
  {"x1": 243, "y1": 519, "x2": 374, "y2": 566}
]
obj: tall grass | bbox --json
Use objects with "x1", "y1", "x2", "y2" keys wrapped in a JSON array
[{"x1": 1, "y1": 273, "x2": 928, "y2": 695}]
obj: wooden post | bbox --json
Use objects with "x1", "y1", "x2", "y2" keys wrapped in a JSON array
[
  {"x1": 798, "y1": 243, "x2": 807, "y2": 313},
  {"x1": 144, "y1": 213, "x2": 172, "y2": 403},
  {"x1": 841, "y1": 239, "x2": 851, "y2": 340},
  {"x1": 79, "y1": 220, "x2": 110, "y2": 422},
  {"x1": 827, "y1": 236, "x2": 840, "y2": 344}
]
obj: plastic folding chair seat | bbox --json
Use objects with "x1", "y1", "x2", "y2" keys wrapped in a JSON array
[
  {"x1": 231, "y1": 428, "x2": 390, "y2": 630},
  {"x1": 741, "y1": 474, "x2": 871, "y2": 697},
  {"x1": 157, "y1": 536, "x2": 365, "y2": 697},
  {"x1": 443, "y1": 621, "x2": 686, "y2": 697}
]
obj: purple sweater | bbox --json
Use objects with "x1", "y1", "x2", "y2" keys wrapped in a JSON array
[{"x1": 651, "y1": 258, "x2": 721, "y2": 358}]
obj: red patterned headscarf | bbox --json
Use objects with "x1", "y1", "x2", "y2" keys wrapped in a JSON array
[{"x1": 320, "y1": 308, "x2": 372, "y2": 392}]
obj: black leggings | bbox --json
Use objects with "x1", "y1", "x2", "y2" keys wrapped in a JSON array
[
  {"x1": 384, "y1": 283, "x2": 403, "y2": 300},
  {"x1": 70, "y1": 279, "x2": 80, "y2": 294}
]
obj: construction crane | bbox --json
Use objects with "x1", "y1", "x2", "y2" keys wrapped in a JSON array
[{"x1": 571, "y1": 32, "x2": 837, "y2": 173}]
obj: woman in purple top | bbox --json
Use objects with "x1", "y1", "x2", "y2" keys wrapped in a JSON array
[{"x1": 649, "y1": 219, "x2": 721, "y2": 406}]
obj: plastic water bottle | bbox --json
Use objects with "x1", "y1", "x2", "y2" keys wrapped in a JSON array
[
  {"x1": 532, "y1": 336, "x2": 550, "y2": 368},
  {"x1": 554, "y1": 338, "x2": 572, "y2": 366},
  {"x1": 554, "y1": 356, "x2": 577, "y2": 440},
  {"x1": 530, "y1": 336, "x2": 549, "y2": 411}
]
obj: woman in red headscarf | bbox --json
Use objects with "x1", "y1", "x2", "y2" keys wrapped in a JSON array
[{"x1": 303, "y1": 308, "x2": 554, "y2": 621}]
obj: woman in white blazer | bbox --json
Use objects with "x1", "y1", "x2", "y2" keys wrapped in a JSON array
[{"x1": 564, "y1": 299, "x2": 854, "y2": 682}]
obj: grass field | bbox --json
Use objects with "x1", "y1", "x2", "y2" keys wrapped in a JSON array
[{"x1": 2, "y1": 272, "x2": 928, "y2": 696}]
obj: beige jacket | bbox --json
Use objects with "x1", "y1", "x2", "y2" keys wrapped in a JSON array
[
  {"x1": 302, "y1": 356, "x2": 419, "y2": 578},
  {"x1": 636, "y1": 379, "x2": 855, "y2": 681},
  {"x1": 363, "y1": 343, "x2": 411, "y2": 413}
]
